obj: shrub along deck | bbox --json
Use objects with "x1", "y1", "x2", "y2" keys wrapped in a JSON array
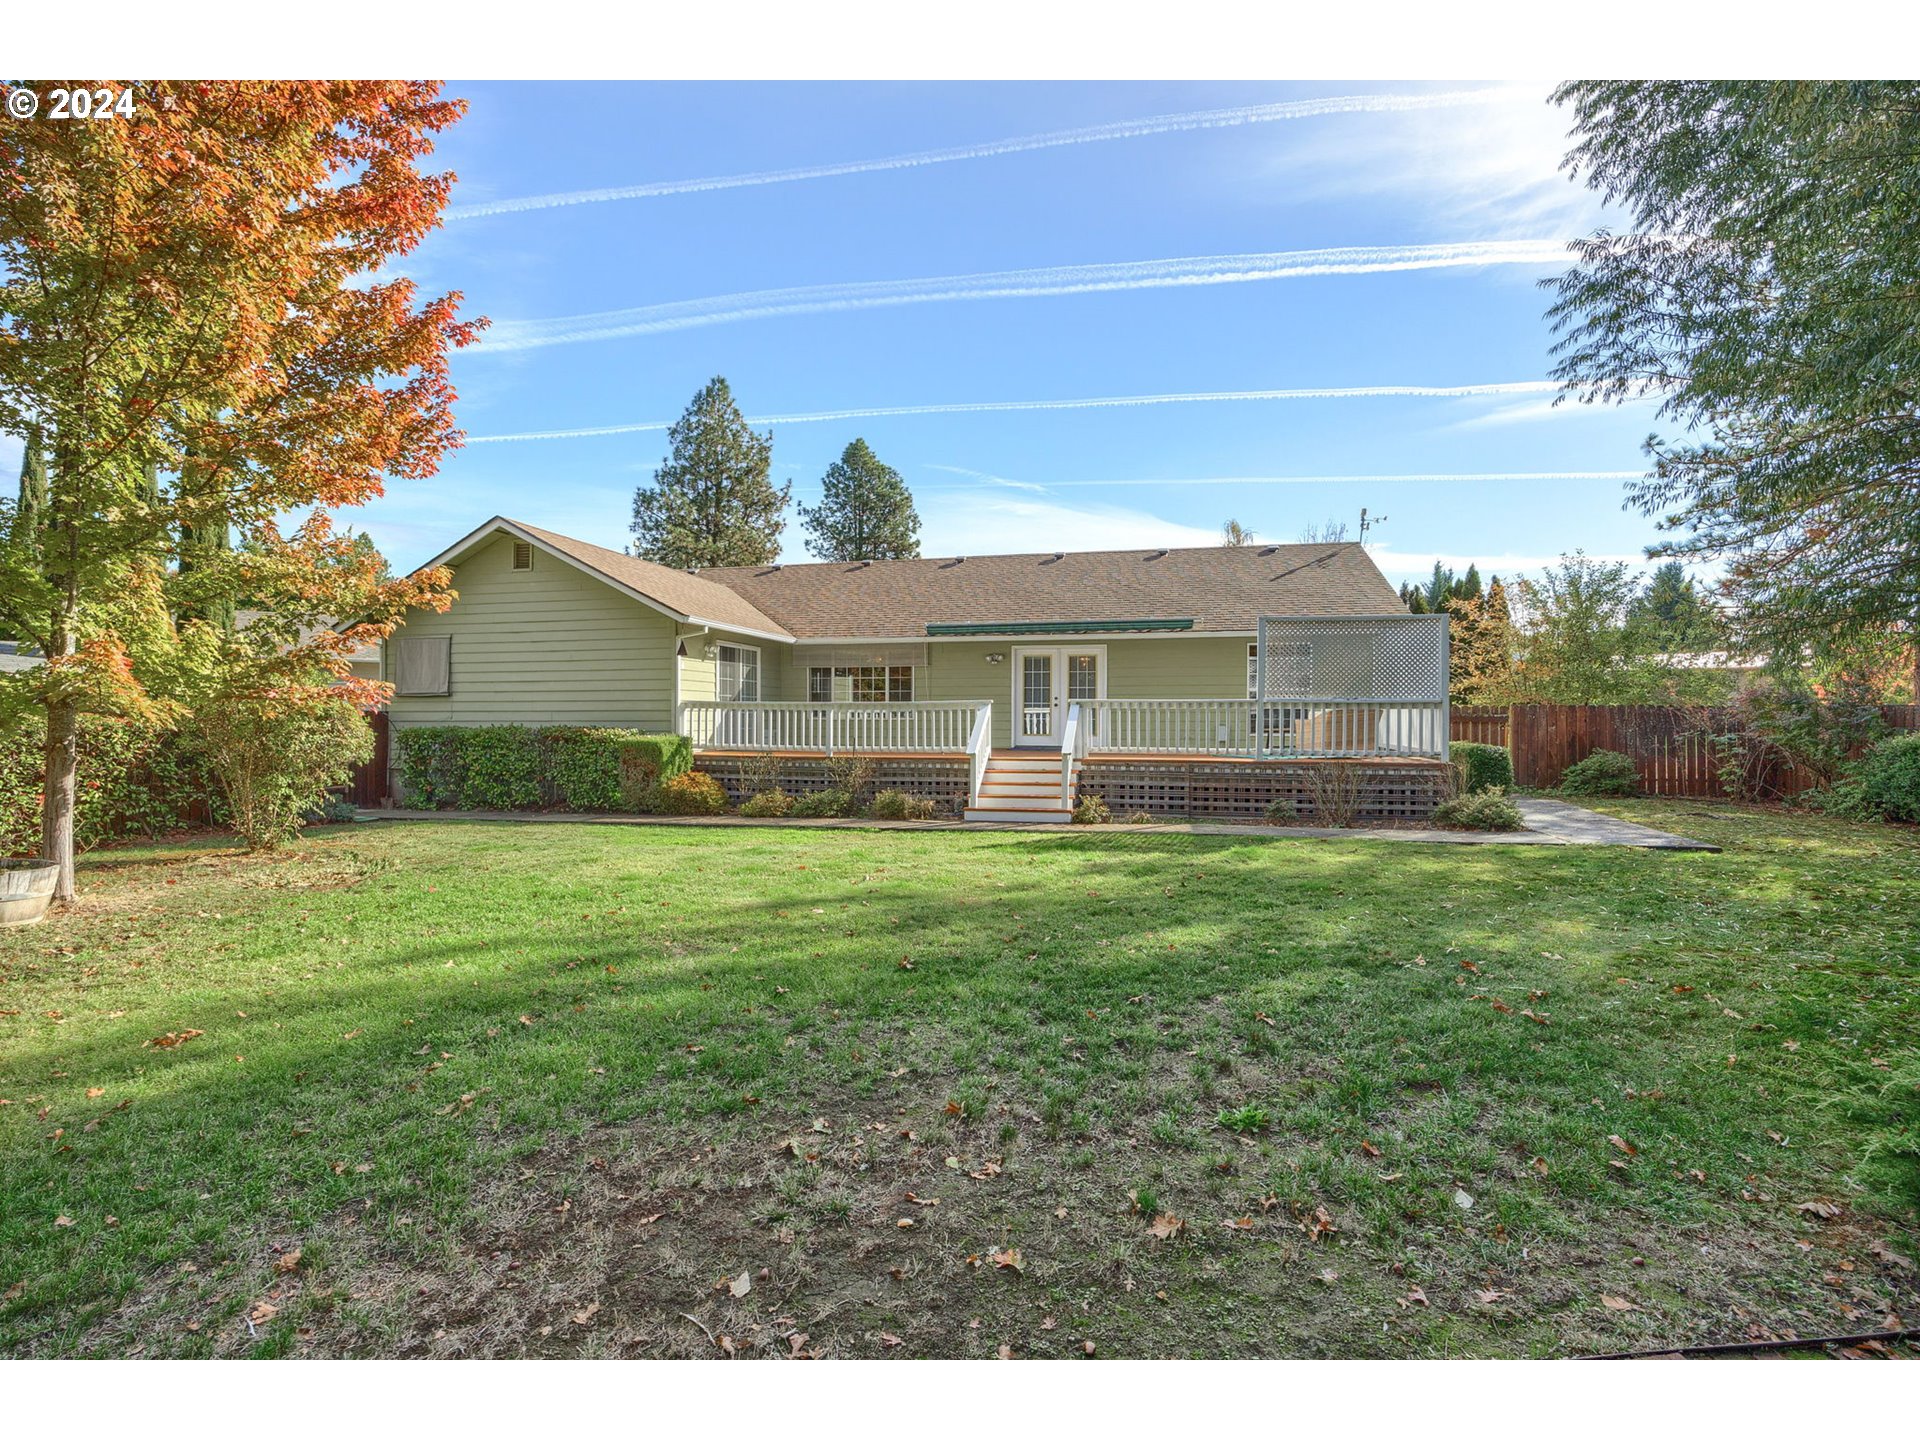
[{"x1": 1, "y1": 801, "x2": 1915, "y2": 1358}]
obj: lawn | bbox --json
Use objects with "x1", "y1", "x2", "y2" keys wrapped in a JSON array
[{"x1": 2, "y1": 801, "x2": 1916, "y2": 1358}]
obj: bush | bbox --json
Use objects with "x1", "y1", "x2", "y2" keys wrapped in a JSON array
[
  {"x1": 1263, "y1": 796, "x2": 1297, "y2": 824},
  {"x1": 1835, "y1": 733, "x2": 1920, "y2": 823},
  {"x1": 738, "y1": 788, "x2": 794, "y2": 818},
  {"x1": 393, "y1": 726, "x2": 687, "y2": 811},
  {"x1": 1, "y1": 711, "x2": 224, "y2": 856},
  {"x1": 1126, "y1": 810, "x2": 1156, "y2": 825},
  {"x1": 197, "y1": 690, "x2": 374, "y2": 851},
  {"x1": 825, "y1": 754, "x2": 879, "y2": 810},
  {"x1": 790, "y1": 787, "x2": 854, "y2": 819},
  {"x1": 1072, "y1": 794, "x2": 1112, "y2": 825},
  {"x1": 616, "y1": 734, "x2": 691, "y2": 807},
  {"x1": 869, "y1": 789, "x2": 937, "y2": 821},
  {"x1": 654, "y1": 770, "x2": 728, "y2": 816},
  {"x1": 1559, "y1": 748, "x2": 1639, "y2": 796},
  {"x1": 313, "y1": 795, "x2": 360, "y2": 825},
  {"x1": 1432, "y1": 786, "x2": 1525, "y2": 831},
  {"x1": 1449, "y1": 741, "x2": 1513, "y2": 794}
]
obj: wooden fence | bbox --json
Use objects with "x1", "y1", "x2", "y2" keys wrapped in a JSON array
[{"x1": 1449, "y1": 702, "x2": 1918, "y2": 798}]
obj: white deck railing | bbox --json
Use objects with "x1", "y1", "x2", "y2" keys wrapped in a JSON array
[
  {"x1": 678, "y1": 700, "x2": 991, "y2": 755},
  {"x1": 1080, "y1": 697, "x2": 1447, "y2": 759}
]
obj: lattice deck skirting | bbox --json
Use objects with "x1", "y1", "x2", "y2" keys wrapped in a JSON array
[
  {"x1": 1077, "y1": 756, "x2": 1452, "y2": 823},
  {"x1": 695, "y1": 754, "x2": 970, "y2": 810}
]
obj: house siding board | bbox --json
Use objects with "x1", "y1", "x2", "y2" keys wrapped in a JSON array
[
  {"x1": 677, "y1": 631, "x2": 792, "y2": 707},
  {"x1": 386, "y1": 531, "x2": 678, "y2": 729}
]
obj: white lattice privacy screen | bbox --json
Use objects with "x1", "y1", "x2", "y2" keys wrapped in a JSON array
[{"x1": 1254, "y1": 614, "x2": 1449, "y2": 757}]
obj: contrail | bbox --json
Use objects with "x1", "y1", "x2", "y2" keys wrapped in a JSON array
[
  {"x1": 447, "y1": 88, "x2": 1522, "y2": 220},
  {"x1": 1035, "y1": 471, "x2": 1642, "y2": 488},
  {"x1": 478, "y1": 241, "x2": 1572, "y2": 352},
  {"x1": 465, "y1": 380, "x2": 1562, "y2": 444}
]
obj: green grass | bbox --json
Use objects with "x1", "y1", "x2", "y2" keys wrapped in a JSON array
[{"x1": 2, "y1": 800, "x2": 1917, "y2": 1358}]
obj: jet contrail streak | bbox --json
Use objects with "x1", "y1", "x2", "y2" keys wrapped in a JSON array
[
  {"x1": 477, "y1": 241, "x2": 1572, "y2": 352},
  {"x1": 464, "y1": 380, "x2": 1564, "y2": 443},
  {"x1": 447, "y1": 88, "x2": 1523, "y2": 220}
]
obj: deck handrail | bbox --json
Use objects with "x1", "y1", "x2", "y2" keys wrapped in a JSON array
[
  {"x1": 1059, "y1": 702, "x2": 1082, "y2": 796},
  {"x1": 678, "y1": 699, "x2": 991, "y2": 756},
  {"x1": 1080, "y1": 696, "x2": 1446, "y2": 759},
  {"x1": 966, "y1": 703, "x2": 992, "y2": 804}
]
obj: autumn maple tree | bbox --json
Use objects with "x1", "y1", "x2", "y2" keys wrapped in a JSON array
[{"x1": 0, "y1": 81, "x2": 481, "y2": 896}]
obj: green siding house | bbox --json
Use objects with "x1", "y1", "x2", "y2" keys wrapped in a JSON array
[{"x1": 384, "y1": 517, "x2": 1450, "y2": 822}]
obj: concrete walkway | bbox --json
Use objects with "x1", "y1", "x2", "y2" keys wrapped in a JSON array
[{"x1": 357, "y1": 799, "x2": 1716, "y2": 851}]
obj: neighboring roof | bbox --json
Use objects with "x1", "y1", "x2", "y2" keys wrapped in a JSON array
[
  {"x1": 698, "y1": 542, "x2": 1404, "y2": 639},
  {"x1": 234, "y1": 610, "x2": 381, "y2": 666},
  {"x1": 418, "y1": 518, "x2": 793, "y2": 641},
  {"x1": 0, "y1": 640, "x2": 41, "y2": 673}
]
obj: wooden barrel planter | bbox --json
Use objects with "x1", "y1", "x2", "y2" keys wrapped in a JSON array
[{"x1": 0, "y1": 859, "x2": 59, "y2": 928}]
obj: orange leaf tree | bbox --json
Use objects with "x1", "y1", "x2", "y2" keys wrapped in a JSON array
[{"x1": 0, "y1": 81, "x2": 479, "y2": 896}]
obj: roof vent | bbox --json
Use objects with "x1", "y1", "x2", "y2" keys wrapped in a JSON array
[
  {"x1": 859, "y1": 559, "x2": 873, "y2": 567},
  {"x1": 1052, "y1": 551, "x2": 1064, "y2": 560},
  {"x1": 1260, "y1": 545, "x2": 1279, "y2": 555},
  {"x1": 1149, "y1": 548, "x2": 1168, "y2": 559}
]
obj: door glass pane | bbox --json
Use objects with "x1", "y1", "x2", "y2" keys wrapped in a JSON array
[
  {"x1": 1066, "y1": 653, "x2": 1098, "y2": 701},
  {"x1": 1022, "y1": 654, "x2": 1052, "y2": 709}
]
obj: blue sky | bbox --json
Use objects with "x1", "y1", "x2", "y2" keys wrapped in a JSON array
[{"x1": 53, "y1": 81, "x2": 1684, "y2": 587}]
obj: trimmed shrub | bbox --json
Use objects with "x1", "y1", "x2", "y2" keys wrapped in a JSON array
[
  {"x1": 825, "y1": 754, "x2": 879, "y2": 810},
  {"x1": 869, "y1": 789, "x2": 937, "y2": 821},
  {"x1": 1126, "y1": 810, "x2": 1156, "y2": 825},
  {"x1": 1559, "y1": 748, "x2": 1639, "y2": 797},
  {"x1": 616, "y1": 734, "x2": 691, "y2": 807},
  {"x1": 655, "y1": 770, "x2": 728, "y2": 816},
  {"x1": 542, "y1": 727, "x2": 627, "y2": 811},
  {"x1": 1071, "y1": 794, "x2": 1112, "y2": 825},
  {"x1": 790, "y1": 787, "x2": 854, "y2": 818},
  {"x1": 393, "y1": 726, "x2": 689, "y2": 812},
  {"x1": 1432, "y1": 786, "x2": 1525, "y2": 831},
  {"x1": 1263, "y1": 796, "x2": 1298, "y2": 824},
  {"x1": 739, "y1": 788, "x2": 794, "y2": 818},
  {"x1": 1449, "y1": 741, "x2": 1513, "y2": 794}
]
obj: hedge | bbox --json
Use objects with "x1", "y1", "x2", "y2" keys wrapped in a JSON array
[
  {"x1": 1, "y1": 713, "x2": 225, "y2": 857},
  {"x1": 1448, "y1": 741, "x2": 1513, "y2": 795},
  {"x1": 392, "y1": 725, "x2": 689, "y2": 812}
]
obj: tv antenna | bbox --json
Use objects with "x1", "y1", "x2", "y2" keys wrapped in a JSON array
[{"x1": 1358, "y1": 507, "x2": 1387, "y2": 541}]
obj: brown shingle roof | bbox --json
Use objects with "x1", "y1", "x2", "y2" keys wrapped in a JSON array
[
  {"x1": 696, "y1": 542, "x2": 1403, "y2": 639},
  {"x1": 506, "y1": 521, "x2": 792, "y2": 638}
]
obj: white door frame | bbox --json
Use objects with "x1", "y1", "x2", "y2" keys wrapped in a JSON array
[{"x1": 1010, "y1": 644, "x2": 1106, "y2": 747}]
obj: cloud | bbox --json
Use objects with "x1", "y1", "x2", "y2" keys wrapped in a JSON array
[
  {"x1": 1250, "y1": 85, "x2": 1615, "y2": 236},
  {"x1": 465, "y1": 379, "x2": 1563, "y2": 443},
  {"x1": 447, "y1": 87, "x2": 1521, "y2": 221},
  {"x1": 477, "y1": 241, "x2": 1574, "y2": 352},
  {"x1": 908, "y1": 492, "x2": 1227, "y2": 559}
]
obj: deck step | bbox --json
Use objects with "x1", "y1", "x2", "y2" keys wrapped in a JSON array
[
  {"x1": 963, "y1": 806, "x2": 1073, "y2": 824},
  {"x1": 969, "y1": 792, "x2": 1071, "y2": 810}
]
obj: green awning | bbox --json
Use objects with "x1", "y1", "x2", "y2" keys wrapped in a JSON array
[{"x1": 925, "y1": 618, "x2": 1194, "y2": 636}]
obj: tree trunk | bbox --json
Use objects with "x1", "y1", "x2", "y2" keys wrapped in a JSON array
[{"x1": 42, "y1": 694, "x2": 79, "y2": 901}]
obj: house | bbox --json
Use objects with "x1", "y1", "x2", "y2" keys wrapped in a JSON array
[{"x1": 382, "y1": 517, "x2": 1452, "y2": 822}]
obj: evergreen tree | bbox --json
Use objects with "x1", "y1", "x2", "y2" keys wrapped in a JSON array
[
  {"x1": 15, "y1": 422, "x2": 47, "y2": 529},
  {"x1": 1633, "y1": 560, "x2": 1726, "y2": 653},
  {"x1": 798, "y1": 438, "x2": 921, "y2": 561},
  {"x1": 631, "y1": 378, "x2": 788, "y2": 568}
]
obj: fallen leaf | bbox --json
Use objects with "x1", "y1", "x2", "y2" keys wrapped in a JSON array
[
  {"x1": 572, "y1": 1300, "x2": 600, "y2": 1325},
  {"x1": 249, "y1": 1300, "x2": 279, "y2": 1323},
  {"x1": 1868, "y1": 1240, "x2": 1913, "y2": 1270},
  {"x1": 1600, "y1": 1294, "x2": 1638, "y2": 1311},
  {"x1": 1453, "y1": 1188, "x2": 1475, "y2": 1210},
  {"x1": 1607, "y1": 1134, "x2": 1637, "y2": 1157},
  {"x1": 1317, "y1": 1268, "x2": 1340, "y2": 1285},
  {"x1": 1796, "y1": 1199, "x2": 1845, "y2": 1220},
  {"x1": 1147, "y1": 1214, "x2": 1186, "y2": 1240},
  {"x1": 1083, "y1": 1340, "x2": 1097, "y2": 1355},
  {"x1": 880, "y1": 1332, "x2": 904, "y2": 1349},
  {"x1": 896, "y1": 1218, "x2": 915, "y2": 1229},
  {"x1": 85, "y1": 1087, "x2": 104, "y2": 1099},
  {"x1": 146, "y1": 1030, "x2": 204, "y2": 1049},
  {"x1": 1359, "y1": 1140, "x2": 1381, "y2": 1158},
  {"x1": 1475, "y1": 1288, "x2": 1510, "y2": 1305},
  {"x1": 1222, "y1": 1216, "x2": 1255, "y2": 1230},
  {"x1": 728, "y1": 1273, "x2": 752, "y2": 1298},
  {"x1": 990, "y1": 1247, "x2": 1024, "y2": 1273},
  {"x1": 1400, "y1": 1286, "x2": 1429, "y2": 1308},
  {"x1": 52, "y1": 1215, "x2": 73, "y2": 1227},
  {"x1": 903, "y1": 1191, "x2": 939, "y2": 1207},
  {"x1": 1532, "y1": 1156, "x2": 1549, "y2": 1176},
  {"x1": 997, "y1": 1343, "x2": 1014, "y2": 1360},
  {"x1": 274, "y1": 1248, "x2": 302, "y2": 1274}
]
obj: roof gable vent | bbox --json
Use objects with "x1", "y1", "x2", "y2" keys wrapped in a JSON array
[{"x1": 511, "y1": 541, "x2": 534, "y2": 571}]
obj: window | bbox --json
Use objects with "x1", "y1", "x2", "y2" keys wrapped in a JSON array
[
  {"x1": 392, "y1": 635, "x2": 451, "y2": 696},
  {"x1": 1250, "y1": 640, "x2": 1312, "y2": 698},
  {"x1": 512, "y1": 541, "x2": 534, "y2": 571},
  {"x1": 715, "y1": 643, "x2": 760, "y2": 702},
  {"x1": 808, "y1": 665, "x2": 913, "y2": 702}
]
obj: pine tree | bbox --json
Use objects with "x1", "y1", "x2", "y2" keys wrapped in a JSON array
[
  {"x1": 798, "y1": 438, "x2": 921, "y2": 561},
  {"x1": 630, "y1": 378, "x2": 788, "y2": 569},
  {"x1": 15, "y1": 422, "x2": 47, "y2": 529}
]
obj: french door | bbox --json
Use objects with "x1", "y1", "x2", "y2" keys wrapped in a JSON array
[{"x1": 1011, "y1": 646, "x2": 1104, "y2": 746}]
